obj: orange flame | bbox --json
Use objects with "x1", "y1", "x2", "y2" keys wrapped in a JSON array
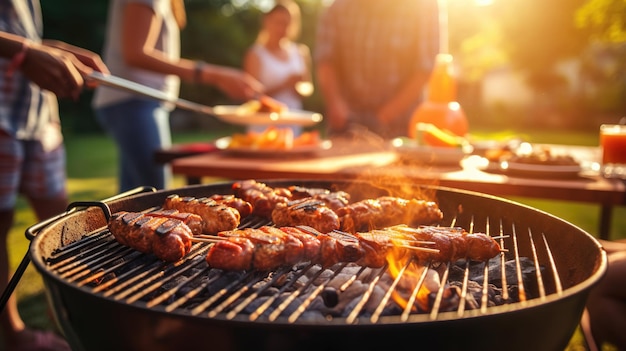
[{"x1": 386, "y1": 243, "x2": 437, "y2": 312}]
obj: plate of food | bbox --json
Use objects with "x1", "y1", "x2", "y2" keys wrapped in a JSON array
[
  {"x1": 391, "y1": 138, "x2": 468, "y2": 165},
  {"x1": 482, "y1": 143, "x2": 583, "y2": 178},
  {"x1": 214, "y1": 128, "x2": 331, "y2": 157},
  {"x1": 212, "y1": 97, "x2": 323, "y2": 127},
  {"x1": 500, "y1": 161, "x2": 582, "y2": 178}
]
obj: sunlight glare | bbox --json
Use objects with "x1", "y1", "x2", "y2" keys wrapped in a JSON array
[{"x1": 474, "y1": 0, "x2": 494, "y2": 6}]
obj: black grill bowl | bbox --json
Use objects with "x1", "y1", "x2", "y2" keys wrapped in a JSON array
[{"x1": 27, "y1": 180, "x2": 607, "y2": 351}]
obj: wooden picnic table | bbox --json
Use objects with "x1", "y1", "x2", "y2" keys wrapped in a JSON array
[{"x1": 162, "y1": 139, "x2": 625, "y2": 240}]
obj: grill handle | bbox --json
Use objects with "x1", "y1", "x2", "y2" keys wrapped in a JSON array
[
  {"x1": 25, "y1": 186, "x2": 156, "y2": 241},
  {"x1": 0, "y1": 186, "x2": 156, "y2": 312}
]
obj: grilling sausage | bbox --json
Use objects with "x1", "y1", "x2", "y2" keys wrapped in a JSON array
[
  {"x1": 216, "y1": 226, "x2": 305, "y2": 270},
  {"x1": 206, "y1": 226, "x2": 360, "y2": 270},
  {"x1": 108, "y1": 211, "x2": 193, "y2": 262},
  {"x1": 163, "y1": 194, "x2": 242, "y2": 234},
  {"x1": 337, "y1": 196, "x2": 444, "y2": 233},
  {"x1": 205, "y1": 225, "x2": 502, "y2": 271},
  {"x1": 204, "y1": 237, "x2": 255, "y2": 271},
  {"x1": 271, "y1": 198, "x2": 341, "y2": 234},
  {"x1": 386, "y1": 225, "x2": 502, "y2": 263},
  {"x1": 208, "y1": 194, "x2": 253, "y2": 218},
  {"x1": 143, "y1": 209, "x2": 203, "y2": 235},
  {"x1": 232, "y1": 179, "x2": 291, "y2": 218},
  {"x1": 287, "y1": 185, "x2": 351, "y2": 211}
]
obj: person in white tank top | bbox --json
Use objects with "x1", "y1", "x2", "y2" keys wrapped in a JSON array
[{"x1": 243, "y1": 0, "x2": 313, "y2": 135}]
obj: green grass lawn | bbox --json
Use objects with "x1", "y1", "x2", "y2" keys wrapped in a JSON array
[{"x1": 4, "y1": 127, "x2": 623, "y2": 351}]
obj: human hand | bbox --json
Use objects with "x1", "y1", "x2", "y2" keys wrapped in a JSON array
[
  {"x1": 20, "y1": 43, "x2": 87, "y2": 100},
  {"x1": 208, "y1": 66, "x2": 264, "y2": 101},
  {"x1": 325, "y1": 98, "x2": 350, "y2": 133},
  {"x1": 286, "y1": 74, "x2": 314, "y2": 97},
  {"x1": 43, "y1": 40, "x2": 109, "y2": 89}
]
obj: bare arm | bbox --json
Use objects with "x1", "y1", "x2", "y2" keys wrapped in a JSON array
[
  {"x1": 43, "y1": 39, "x2": 109, "y2": 75},
  {"x1": 122, "y1": 3, "x2": 262, "y2": 101},
  {"x1": 243, "y1": 44, "x2": 311, "y2": 98},
  {"x1": 0, "y1": 31, "x2": 106, "y2": 100},
  {"x1": 316, "y1": 59, "x2": 349, "y2": 133},
  {"x1": 376, "y1": 70, "x2": 430, "y2": 124}
]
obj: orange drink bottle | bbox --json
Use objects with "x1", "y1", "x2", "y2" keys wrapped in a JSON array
[{"x1": 408, "y1": 53, "x2": 468, "y2": 146}]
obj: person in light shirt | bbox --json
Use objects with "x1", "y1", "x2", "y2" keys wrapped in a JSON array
[
  {"x1": 93, "y1": 0, "x2": 263, "y2": 192},
  {"x1": 243, "y1": 0, "x2": 313, "y2": 135},
  {"x1": 1, "y1": 1, "x2": 108, "y2": 350},
  {"x1": 315, "y1": 0, "x2": 439, "y2": 139}
]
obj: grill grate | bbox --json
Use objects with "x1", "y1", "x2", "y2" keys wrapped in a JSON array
[{"x1": 44, "y1": 204, "x2": 564, "y2": 325}]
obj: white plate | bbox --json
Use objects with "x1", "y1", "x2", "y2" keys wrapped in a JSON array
[
  {"x1": 212, "y1": 105, "x2": 323, "y2": 127},
  {"x1": 500, "y1": 161, "x2": 582, "y2": 178},
  {"x1": 214, "y1": 137, "x2": 332, "y2": 157},
  {"x1": 391, "y1": 138, "x2": 466, "y2": 165}
]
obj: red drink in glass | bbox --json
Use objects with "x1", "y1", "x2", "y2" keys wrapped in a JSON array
[
  {"x1": 601, "y1": 125, "x2": 626, "y2": 164},
  {"x1": 600, "y1": 124, "x2": 626, "y2": 178}
]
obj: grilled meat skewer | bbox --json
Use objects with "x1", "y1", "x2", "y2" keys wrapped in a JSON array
[
  {"x1": 208, "y1": 194, "x2": 253, "y2": 218},
  {"x1": 108, "y1": 211, "x2": 193, "y2": 262},
  {"x1": 163, "y1": 194, "x2": 242, "y2": 234},
  {"x1": 232, "y1": 179, "x2": 291, "y2": 218},
  {"x1": 386, "y1": 225, "x2": 502, "y2": 262},
  {"x1": 217, "y1": 227, "x2": 305, "y2": 270},
  {"x1": 287, "y1": 185, "x2": 351, "y2": 211},
  {"x1": 204, "y1": 226, "x2": 403, "y2": 270},
  {"x1": 143, "y1": 209, "x2": 203, "y2": 235},
  {"x1": 337, "y1": 196, "x2": 444, "y2": 233},
  {"x1": 271, "y1": 198, "x2": 341, "y2": 234},
  {"x1": 204, "y1": 225, "x2": 502, "y2": 271},
  {"x1": 205, "y1": 226, "x2": 363, "y2": 270}
]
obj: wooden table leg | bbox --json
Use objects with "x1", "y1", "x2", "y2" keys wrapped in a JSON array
[
  {"x1": 187, "y1": 176, "x2": 201, "y2": 185},
  {"x1": 599, "y1": 204, "x2": 613, "y2": 240}
]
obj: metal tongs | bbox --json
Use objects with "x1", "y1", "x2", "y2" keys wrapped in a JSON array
[{"x1": 88, "y1": 71, "x2": 215, "y2": 115}]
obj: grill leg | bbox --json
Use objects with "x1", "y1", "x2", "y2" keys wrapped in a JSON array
[
  {"x1": 0, "y1": 254, "x2": 30, "y2": 311},
  {"x1": 599, "y1": 205, "x2": 612, "y2": 240}
]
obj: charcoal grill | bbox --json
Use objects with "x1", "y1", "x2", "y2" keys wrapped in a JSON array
[{"x1": 2, "y1": 180, "x2": 607, "y2": 351}]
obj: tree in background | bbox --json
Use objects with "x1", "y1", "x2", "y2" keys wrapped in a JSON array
[
  {"x1": 449, "y1": 0, "x2": 592, "y2": 127},
  {"x1": 575, "y1": 0, "x2": 626, "y2": 118}
]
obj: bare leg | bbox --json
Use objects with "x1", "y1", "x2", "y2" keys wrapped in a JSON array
[
  {"x1": 586, "y1": 240, "x2": 626, "y2": 350},
  {"x1": 0, "y1": 209, "x2": 25, "y2": 346},
  {"x1": 1, "y1": 195, "x2": 69, "y2": 351}
]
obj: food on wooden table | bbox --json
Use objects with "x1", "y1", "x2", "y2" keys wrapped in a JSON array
[
  {"x1": 336, "y1": 196, "x2": 444, "y2": 233},
  {"x1": 483, "y1": 142, "x2": 579, "y2": 166},
  {"x1": 108, "y1": 211, "x2": 193, "y2": 262},
  {"x1": 163, "y1": 194, "x2": 243, "y2": 234},
  {"x1": 204, "y1": 225, "x2": 502, "y2": 271},
  {"x1": 228, "y1": 127, "x2": 321, "y2": 150},
  {"x1": 506, "y1": 144, "x2": 579, "y2": 166}
]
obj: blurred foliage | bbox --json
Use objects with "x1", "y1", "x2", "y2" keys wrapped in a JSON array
[
  {"x1": 37, "y1": 0, "x2": 626, "y2": 134},
  {"x1": 576, "y1": 0, "x2": 626, "y2": 43}
]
